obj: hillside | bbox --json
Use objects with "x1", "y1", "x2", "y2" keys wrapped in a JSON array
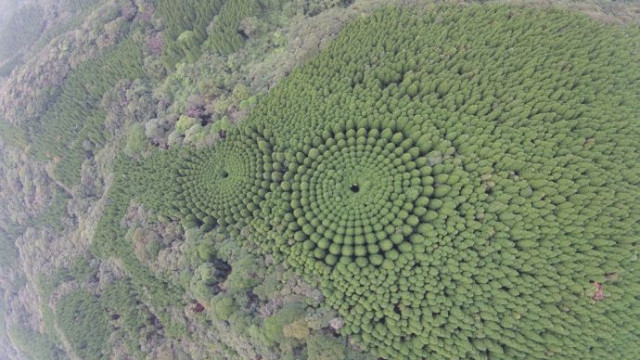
[{"x1": 1, "y1": 1, "x2": 639, "y2": 359}]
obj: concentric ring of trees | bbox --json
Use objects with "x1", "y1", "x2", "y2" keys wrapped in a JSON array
[
  {"x1": 131, "y1": 4, "x2": 640, "y2": 360},
  {"x1": 238, "y1": 5, "x2": 640, "y2": 359}
]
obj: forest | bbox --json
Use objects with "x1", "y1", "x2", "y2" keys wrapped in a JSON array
[{"x1": 0, "y1": 0, "x2": 639, "y2": 359}]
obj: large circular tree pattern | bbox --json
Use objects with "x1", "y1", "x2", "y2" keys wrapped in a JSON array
[{"x1": 136, "y1": 5, "x2": 640, "y2": 360}]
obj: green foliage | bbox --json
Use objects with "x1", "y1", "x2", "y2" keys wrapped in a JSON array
[
  {"x1": 190, "y1": 262, "x2": 229, "y2": 299},
  {"x1": 90, "y1": 156, "x2": 189, "y2": 338},
  {"x1": 174, "y1": 126, "x2": 275, "y2": 230},
  {"x1": 301, "y1": 0, "x2": 347, "y2": 17},
  {"x1": 60, "y1": 0, "x2": 103, "y2": 13},
  {"x1": 68, "y1": 256, "x2": 96, "y2": 282},
  {"x1": 263, "y1": 302, "x2": 306, "y2": 344},
  {"x1": 306, "y1": 334, "x2": 346, "y2": 360},
  {"x1": 220, "y1": 255, "x2": 261, "y2": 294},
  {"x1": 29, "y1": 38, "x2": 144, "y2": 187},
  {"x1": 39, "y1": 269, "x2": 74, "y2": 300},
  {"x1": 27, "y1": 186, "x2": 71, "y2": 232},
  {"x1": 205, "y1": 0, "x2": 260, "y2": 55},
  {"x1": 7, "y1": 325, "x2": 66, "y2": 360},
  {"x1": 204, "y1": 0, "x2": 289, "y2": 55},
  {"x1": 123, "y1": 123, "x2": 149, "y2": 158},
  {"x1": 213, "y1": 294, "x2": 239, "y2": 321},
  {"x1": 0, "y1": 116, "x2": 27, "y2": 148},
  {"x1": 282, "y1": 318, "x2": 310, "y2": 339},
  {"x1": 118, "y1": 150, "x2": 184, "y2": 218},
  {"x1": 36, "y1": 257, "x2": 94, "y2": 302},
  {"x1": 100, "y1": 280, "x2": 155, "y2": 357},
  {"x1": 31, "y1": 0, "x2": 102, "y2": 54},
  {"x1": 240, "y1": 6, "x2": 640, "y2": 359},
  {"x1": 154, "y1": 0, "x2": 225, "y2": 68},
  {"x1": 56, "y1": 290, "x2": 111, "y2": 360},
  {"x1": 87, "y1": 4, "x2": 640, "y2": 360},
  {"x1": 175, "y1": 115, "x2": 198, "y2": 134}
]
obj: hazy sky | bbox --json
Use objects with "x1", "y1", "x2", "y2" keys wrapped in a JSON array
[{"x1": 0, "y1": 0, "x2": 19, "y2": 26}]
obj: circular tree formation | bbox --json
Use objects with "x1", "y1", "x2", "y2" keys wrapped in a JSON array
[
  {"x1": 240, "y1": 5, "x2": 640, "y2": 360},
  {"x1": 175, "y1": 127, "x2": 276, "y2": 230},
  {"x1": 279, "y1": 121, "x2": 464, "y2": 268},
  {"x1": 137, "y1": 4, "x2": 640, "y2": 360}
]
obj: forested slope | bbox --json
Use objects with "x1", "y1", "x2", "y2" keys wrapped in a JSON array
[{"x1": 0, "y1": 1, "x2": 639, "y2": 359}]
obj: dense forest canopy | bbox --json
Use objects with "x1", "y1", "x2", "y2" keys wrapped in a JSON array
[{"x1": 0, "y1": 0, "x2": 639, "y2": 359}]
